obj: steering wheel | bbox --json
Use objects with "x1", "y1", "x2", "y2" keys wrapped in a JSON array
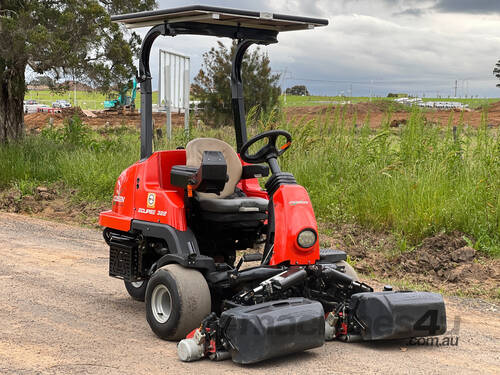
[{"x1": 240, "y1": 130, "x2": 292, "y2": 164}]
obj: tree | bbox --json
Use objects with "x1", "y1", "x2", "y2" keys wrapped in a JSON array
[
  {"x1": 29, "y1": 75, "x2": 55, "y2": 88},
  {"x1": 0, "y1": 1, "x2": 156, "y2": 142},
  {"x1": 285, "y1": 85, "x2": 309, "y2": 96},
  {"x1": 192, "y1": 41, "x2": 281, "y2": 126},
  {"x1": 494, "y1": 59, "x2": 500, "y2": 87}
]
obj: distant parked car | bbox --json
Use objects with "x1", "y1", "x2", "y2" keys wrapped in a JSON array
[
  {"x1": 24, "y1": 100, "x2": 41, "y2": 114},
  {"x1": 52, "y1": 100, "x2": 71, "y2": 108}
]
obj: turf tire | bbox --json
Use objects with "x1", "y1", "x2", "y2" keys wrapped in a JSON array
[
  {"x1": 124, "y1": 280, "x2": 148, "y2": 302},
  {"x1": 145, "y1": 264, "x2": 211, "y2": 341}
]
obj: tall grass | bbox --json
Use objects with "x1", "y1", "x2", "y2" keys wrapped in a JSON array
[
  {"x1": 0, "y1": 117, "x2": 139, "y2": 201},
  {"x1": 273, "y1": 107, "x2": 499, "y2": 256},
  {"x1": 1, "y1": 109, "x2": 499, "y2": 256}
]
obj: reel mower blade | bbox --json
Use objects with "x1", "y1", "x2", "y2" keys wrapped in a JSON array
[
  {"x1": 219, "y1": 298, "x2": 325, "y2": 364},
  {"x1": 350, "y1": 291, "x2": 447, "y2": 341}
]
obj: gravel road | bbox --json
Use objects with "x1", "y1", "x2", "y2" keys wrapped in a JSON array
[{"x1": 0, "y1": 212, "x2": 498, "y2": 375}]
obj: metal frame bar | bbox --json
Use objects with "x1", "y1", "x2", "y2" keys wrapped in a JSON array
[
  {"x1": 139, "y1": 24, "x2": 166, "y2": 160},
  {"x1": 231, "y1": 39, "x2": 254, "y2": 152}
]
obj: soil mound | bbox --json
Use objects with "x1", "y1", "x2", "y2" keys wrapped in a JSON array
[
  {"x1": 24, "y1": 112, "x2": 55, "y2": 129},
  {"x1": 24, "y1": 107, "x2": 86, "y2": 129},
  {"x1": 394, "y1": 232, "x2": 499, "y2": 296},
  {"x1": 319, "y1": 224, "x2": 499, "y2": 299},
  {"x1": 24, "y1": 109, "x2": 185, "y2": 130},
  {"x1": 481, "y1": 101, "x2": 500, "y2": 112},
  {"x1": 0, "y1": 185, "x2": 105, "y2": 227},
  {"x1": 61, "y1": 106, "x2": 86, "y2": 118},
  {"x1": 397, "y1": 232, "x2": 492, "y2": 283}
]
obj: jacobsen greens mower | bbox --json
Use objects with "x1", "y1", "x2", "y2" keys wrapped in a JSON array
[{"x1": 100, "y1": 6, "x2": 446, "y2": 364}]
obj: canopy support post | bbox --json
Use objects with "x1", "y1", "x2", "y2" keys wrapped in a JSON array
[{"x1": 139, "y1": 24, "x2": 167, "y2": 160}]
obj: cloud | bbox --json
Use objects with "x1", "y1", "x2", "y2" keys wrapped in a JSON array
[
  {"x1": 393, "y1": 8, "x2": 427, "y2": 17},
  {"x1": 433, "y1": 0, "x2": 500, "y2": 14},
  {"x1": 135, "y1": 0, "x2": 500, "y2": 97}
]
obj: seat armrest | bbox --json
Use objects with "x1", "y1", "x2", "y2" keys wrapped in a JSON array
[
  {"x1": 170, "y1": 166, "x2": 198, "y2": 188},
  {"x1": 170, "y1": 151, "x2": 228, "y2": 195},
  {"x1": 241, "y1": 164, "x2": 269, "y2": 179}
]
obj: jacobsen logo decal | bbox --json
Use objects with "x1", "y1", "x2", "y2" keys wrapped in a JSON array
[
  {"x1": 113, "y1": 195, "x2": 125, "y2": 203},
  {"x1": 147, "y1": 193, "x2": 156, "y2": 208},
  {"x1": 289, "y1": 201, "x2": 309, "y2": 206}
]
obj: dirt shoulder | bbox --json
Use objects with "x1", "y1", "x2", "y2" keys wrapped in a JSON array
[
  {"x1": 0, "y1": 212, "x2": 498, "y2": 375},
  {"x1": 1, "y1": 185, "x2": 499, "y2": 300}
]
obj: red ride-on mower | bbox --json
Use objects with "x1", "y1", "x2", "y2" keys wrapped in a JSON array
[{"x1": 100, "y1": 6, "x2": 446, "y2": 365}]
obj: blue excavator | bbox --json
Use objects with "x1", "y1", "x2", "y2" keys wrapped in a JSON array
[{"x1": 104, "y1": 77, "x2": 137, "y2": 111}]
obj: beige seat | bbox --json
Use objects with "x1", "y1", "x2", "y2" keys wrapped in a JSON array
[{"x1": 185, "y1": 138, "x2": 268, "y2": 213}]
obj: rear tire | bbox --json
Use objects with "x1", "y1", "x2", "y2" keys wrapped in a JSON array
[
  {"x1": 336, "y1": 260, "x2": 359, "y2": 281},
  {"x1": 124, "y1": 280, "x2": 148, "y2": 302},
  {"x1": 145, "y1": 264, "x2": 211, "y2": 341}
]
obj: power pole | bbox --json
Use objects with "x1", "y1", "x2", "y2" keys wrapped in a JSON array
[
  {"x1": 282, "y1": 67, "x2": 288, "y2": 104},
  {"x1": 454, "y1": 80, "x2": 457, "y2": 97},
  {"x1": 73, "y1": 72, "x2": 77, "y2": 107}
]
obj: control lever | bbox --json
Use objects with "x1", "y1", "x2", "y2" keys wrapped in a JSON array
[{"x1": 235, "y1": 253, "x2": 263, "y2": 270}]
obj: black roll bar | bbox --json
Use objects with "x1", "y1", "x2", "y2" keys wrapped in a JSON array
[
  {"x1": 138, "y1": 24, "x2": 166, "y2": 160},
  {"x1": 231, "y1": 39, "x2": 254, "y2": 152},
  {"x1": 137, "y1": 22, "x2": 278, "y2": 160}
]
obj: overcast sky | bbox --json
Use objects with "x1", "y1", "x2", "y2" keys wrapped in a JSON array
[{"x1": 133, "y1": 0, "x2": 500, "y2": 97}]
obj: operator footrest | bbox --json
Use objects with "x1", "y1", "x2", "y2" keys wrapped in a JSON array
[{"x1": 319, "y1": 248, "x2": 347, "y2": 262}]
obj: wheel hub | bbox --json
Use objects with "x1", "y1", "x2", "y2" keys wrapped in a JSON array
[
  {"x1": 131, "y1": 280, "x2": 144, "y2": 288},
  {"x1": 151, "y1": 284, "x2": 172, "y2": 324}
]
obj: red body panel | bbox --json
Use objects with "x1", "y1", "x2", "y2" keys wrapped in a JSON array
[
  {"x1": 99, "y1": 150, "x2": 187, "y2": 231},
  {"x1": 100, "y1": 148, "x2": 319, "y2": 267},
  {"x1": 269, "y1": 184, "x2": 320, "y2": 266}
]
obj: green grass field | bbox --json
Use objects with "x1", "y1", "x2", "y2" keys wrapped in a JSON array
[
  {"x1": 4, "y1": 106, "x2": 500, "y2": 257},
  {"x1": 280, "y1": 95, "x2": 392, "y2": 107},
  {"x1": 281, "y1": 95, "x2": 500, "y2": 108},
  {"x1": 24, "y1": 90, "x2": 159, "y2": 110},
  {"x1": 26, "y1": 90, "x2": 500, "y2": 110}
]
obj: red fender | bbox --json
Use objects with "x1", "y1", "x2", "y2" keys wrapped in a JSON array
[{"x1": 269, "y1": 184, "x2": 320, "y2": 265}]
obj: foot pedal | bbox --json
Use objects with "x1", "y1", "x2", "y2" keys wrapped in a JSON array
[
  {"x1": 319, "y1": 249, "x2": 347, "y2": 262},
  {"x1": 236, "y1": 253, "x2": 262, "y2": 270}
]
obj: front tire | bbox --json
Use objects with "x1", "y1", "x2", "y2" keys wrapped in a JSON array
[
  {"x1": 145, "y1": 264, "x2": 211, "y2": 341},
  {"x1": 124, "y1": 280, "x2": 148, "y2": 302}
]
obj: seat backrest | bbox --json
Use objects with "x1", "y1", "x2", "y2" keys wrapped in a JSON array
[{"x1": 186, "y1": 138, "x2": 242, "y2": 199}]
